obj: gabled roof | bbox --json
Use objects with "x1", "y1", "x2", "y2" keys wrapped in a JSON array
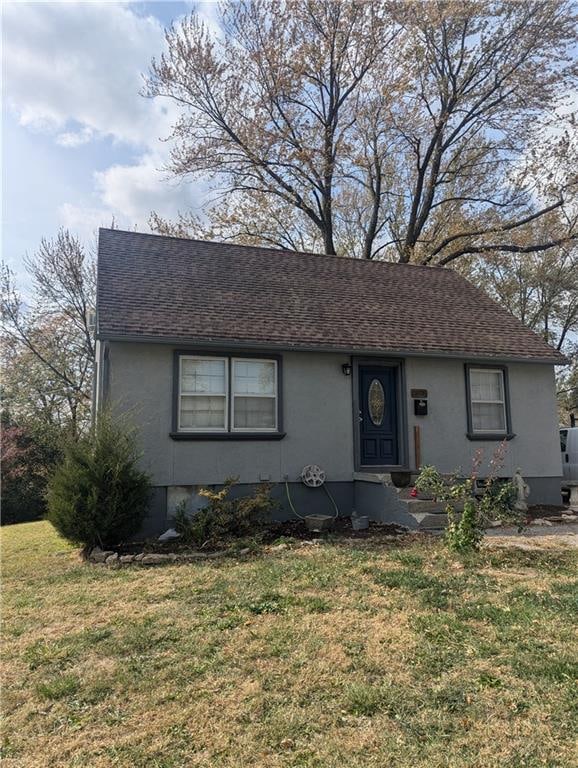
[{"x1": 96, "y1": 228, "x2": 566, "y2": 364}]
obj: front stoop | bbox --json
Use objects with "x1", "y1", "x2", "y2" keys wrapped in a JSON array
[{"x1": 353, "y1": 473, "x2": 461, "y2": 531}]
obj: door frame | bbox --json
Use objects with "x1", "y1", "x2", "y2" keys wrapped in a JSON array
[{"x1": 352, "y1": 357, "x2": 408, "y2": 472}]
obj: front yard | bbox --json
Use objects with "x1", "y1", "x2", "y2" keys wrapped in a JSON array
[{"x1": 1, "y1": 521, "x2": 577, "y2": 767}]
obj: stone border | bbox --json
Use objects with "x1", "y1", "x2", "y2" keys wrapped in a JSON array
[
  {"x1": 87, "y1": 546, "x2": 248, "y2": 566},
  {"x1": 86, "y1": 539, "x2": 335, "y2": 566}
]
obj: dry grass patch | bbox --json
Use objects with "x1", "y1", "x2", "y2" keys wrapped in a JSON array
[{"x1": 1, "y1": 521, "x2": 577, "y2": 767}]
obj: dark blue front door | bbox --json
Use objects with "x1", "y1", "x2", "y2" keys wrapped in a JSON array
[{"x1": 359, "y1": 366, "x2": 398, "y2": 466}]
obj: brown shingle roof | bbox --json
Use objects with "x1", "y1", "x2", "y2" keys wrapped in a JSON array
[{"x1": 96, "y1": 228, "x2": 566, "y2": 364}]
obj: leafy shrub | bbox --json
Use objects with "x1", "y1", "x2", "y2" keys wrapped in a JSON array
[
  {"x1": 413, "y1": 464, "x2": 445, "y2": 499},
  {"x1": 445, "y1": 498, "x2": 483, "y2": 554},
  {"x1": 174, "y1": 477, "x2": 278, "y2": 546},
  {"x1": 478, "y1": 480, "x2": 519, "y2": 524},
  {"x1": 46, "y1": 413, "x2": 150, "y2": 548},
  {"x1": 414, "y1": 444, "x2": 520, "y2": 554}
]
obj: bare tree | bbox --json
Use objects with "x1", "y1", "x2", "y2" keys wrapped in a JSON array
[
  {"x1": 469, "y1": 230, "x2": 578, "y2": 354},
  {"x1": 385, "y1": 1, "x2": 578, "y2": 264},
  {"x1": 146, "y1": 0, "x2": 399, "y2": 257},
  {"x1": 1, "y1": 230, "x2": 96, "y2": 439},
  {"x1": 147, "y1": 0, "x2": 577, "y2": 262}
]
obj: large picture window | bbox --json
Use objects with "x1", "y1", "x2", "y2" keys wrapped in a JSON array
[
  {"x1": 176, "y1": 354, "x2": 280, "y2": 435},
  {"x1": 466, "y1": 366, "x2": 512, "y2": 438}
]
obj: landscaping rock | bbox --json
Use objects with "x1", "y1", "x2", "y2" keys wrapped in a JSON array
[
  {"x1": 158, "y1": 528, "x2": 181, "y2": 542},
  {"x1": 561, "y1": 513, "x2": 578, "y2": 523},
  {"x1": 530, "y1": 518, "x2": 553, "y2": 527},
  {"x1": 181, "y1": 550, "x2": 226, "y2": 561},
  {"x1": 119, "y1": 555, "x2": 135, "y2": 564},
  {"x1": 238, "y1": 548, "x2": 251, "y2": 556},
  {"x1": 90, "y1": 547, "x2": 115, "y2": 563},
  {"x1": 134, "y1": 553, "x2": 145, "y2": 561},
  {"x1": 140, "y1": 553, "x2": 172, "y2": 565},
  {"x1": 105, "y1": 553, "x2": 119, "y2": 564}
]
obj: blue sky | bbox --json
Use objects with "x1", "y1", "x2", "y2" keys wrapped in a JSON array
[{"x1": 2, "y1": 1, "x2": 218, "y2": 288}]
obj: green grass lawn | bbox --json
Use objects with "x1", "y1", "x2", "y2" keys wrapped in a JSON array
[{"x1": 1, "y1": 521, "x2": 577, "y2": 767}]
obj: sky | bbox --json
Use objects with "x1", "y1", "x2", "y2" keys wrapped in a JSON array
[{"x1": 2, "y1": 0, "x2": 219, "y2": 288}]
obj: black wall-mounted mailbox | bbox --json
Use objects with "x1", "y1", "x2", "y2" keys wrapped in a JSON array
[
  {"x1": 414, "y1": 398, "x2": 428, "y2": 416},
  {"x1": 411, "y1": 389, "x2": 428, "y2": 416}
]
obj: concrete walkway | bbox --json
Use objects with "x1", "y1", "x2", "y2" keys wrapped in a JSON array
[
  {"x1": 484, "y1": 523, "x2": 578, "y2": 549},
  {"x1": 485, "y1": 523, "x2": 577, "y2": 538}
]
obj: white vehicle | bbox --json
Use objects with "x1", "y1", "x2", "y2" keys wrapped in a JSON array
[{"x1": 560, "y1": 427, "x2": 578, "y2": 489}]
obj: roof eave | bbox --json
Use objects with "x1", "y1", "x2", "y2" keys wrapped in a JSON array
[{"x1": 95, "y1": 331, "x2": 568, "y2": 366}]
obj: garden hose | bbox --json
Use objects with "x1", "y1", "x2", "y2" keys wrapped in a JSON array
[{"x1": 285, "y1": 480, "x2": 340, "y2": 520}]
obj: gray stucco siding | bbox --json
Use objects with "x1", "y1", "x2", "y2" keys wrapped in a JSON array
[
  {"x1": 107, "y1": 342, "x2": 354, "y2": 485},
  {"x1": 105, "y1": 342, "x2": 562, "y2": 493},
  {"x1": 404, "y1": 357, "x2": 561, "y2": 478}
]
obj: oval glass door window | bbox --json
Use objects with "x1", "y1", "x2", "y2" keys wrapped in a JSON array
[{"x1": 368, "y1": 379, "x2": 385, "y2": 426}]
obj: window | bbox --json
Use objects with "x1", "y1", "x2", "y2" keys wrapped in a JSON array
[
  {"x1": 466, "y1": 366, "x2": 511, "y2": 437},
  {"x1": 560, "y1": 429, "x2": 568, "y2": 453},
  {"x1": 179, "y1": 357, "x2": 228, "y2": 431},
  {"x1": 176, "y1": 354, "x2": 280, "y2": 435},
  {"x1": 232, "y1": 359, "x2": 277, "y2": 431}
]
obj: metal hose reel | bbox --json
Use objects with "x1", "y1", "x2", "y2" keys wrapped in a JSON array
[
  {"x1": 285, "y1": 465, "x2": 339, "y2": 530},
  {"x1": 300, "y1": 464, "x2": 326, "y2": 488}
]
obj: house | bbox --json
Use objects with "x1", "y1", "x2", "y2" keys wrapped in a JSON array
[{"x1": 95, "y1": 228, "x2": 565, "y2": 535}]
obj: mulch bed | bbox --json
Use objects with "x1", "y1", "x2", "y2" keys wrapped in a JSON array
[
  {"x1": 115, "y1": 518, "x2": 405, "y2": 556},
  {"x1": 104, "y1": 506, "x2": 577, "y2": 560}
]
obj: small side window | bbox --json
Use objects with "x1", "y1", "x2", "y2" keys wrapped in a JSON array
[
  {"x1": 560, "y1": 429, "x2": 568, "y2": 453},
  {"x1": 467, "y1": 368, "x2": 508, "y2": 434},
  {"x1": 465, "y1": 365, "x2": 512, "y2": 440}
]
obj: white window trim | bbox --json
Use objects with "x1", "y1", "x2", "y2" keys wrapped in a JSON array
[
  {"x1": 178, "y1": 355, "x2": 228, "y2": 432},
  {"x1": 469, "y1": 367, "x2": 507, "y2": 434},
  {"x1": 231, "y1": 358, "x2": 278, "y2": 432}
]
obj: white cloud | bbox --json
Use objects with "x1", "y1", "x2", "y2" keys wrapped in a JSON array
[
  {"x1": 55, "y1": 126, "x2": 94, "y2": 148},
  {"x1": 58, "y1": 202, "x2": 116, "y2": 243},
  {"x1": 3, "y1": 1, "x2": 213, "y2": 234},
  {"x1": 3, "y1": 1, "x2": 174, "y2": 148},
  {"x1": 58, "y1": 154, "x2": 207, "y2": 236},
  {"x1": 94, "y1": 153, "x2": 204, "y2": 223}
]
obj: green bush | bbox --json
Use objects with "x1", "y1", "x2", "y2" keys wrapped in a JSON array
[
  {"x1": 445, "y1": 498, "x2": 484, "y2": 554},
  {"x1": 46, "y1": 413, "x2": 150, "y2": 548},
  {"x1": 174, "y1": 477, "x2": 278, "y2": 546},
  {"x1": 414, "y1": 448, "x2": 520, "y2": 554}
]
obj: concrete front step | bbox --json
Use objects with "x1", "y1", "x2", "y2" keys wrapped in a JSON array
[
  {"x1": 402, "y1": 499, "x2": 464, "y2": 530},
  {"x1": 353, "y1": 474, "x2": 464, "y2": 531},
  {"x1": 407, "y1": 511, "x2": 452, "y2": 530},
  {"x1": 403, "y1": 499, "x2": 446, "y2": 514}
]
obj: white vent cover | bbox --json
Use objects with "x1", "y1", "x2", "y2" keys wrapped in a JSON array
[{"x1": 301, "y1": 464, "x2": 326, "y2": 488}]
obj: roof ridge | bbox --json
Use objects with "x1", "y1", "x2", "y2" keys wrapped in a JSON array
[{"x1": 97, "y1": 227, "x2": 448, "y2": 272}]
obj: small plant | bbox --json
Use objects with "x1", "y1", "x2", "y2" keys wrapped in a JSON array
[
  {"x1": 173, "y1": 478, "x2": 278, "y2": 546},
  {"x1": 445, "y1": 498, "x2": 483, "y2": 554},
  {"x1": 478, "y1": 480, "x2": 521, "y2": 528},
  {"x1": 413, "y1": 465, "x2": 445, "y2": 499},
  {"x1": 414, "y1": 443, "x2": 519, "y2": 554},
  {"x1": 46, "y1": 412, "x2": 150, "y2": 549}
]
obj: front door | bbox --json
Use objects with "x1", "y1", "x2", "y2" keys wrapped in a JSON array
[{"x1": 358, "y1": 365, "x2": 398, "y2": 467}]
